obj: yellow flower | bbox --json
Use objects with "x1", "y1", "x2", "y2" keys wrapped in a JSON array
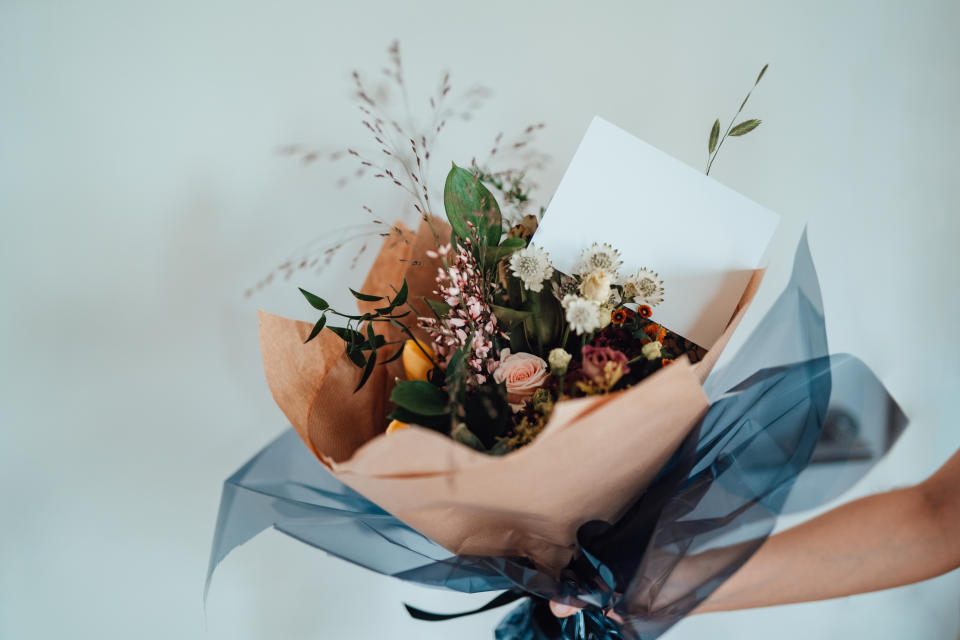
[
  {"x1": 386, "y1": 419, "x2": 409, "y2": 434},
  {"x1": 401, "y1": 339, "x2": 436, "y2": 381}
]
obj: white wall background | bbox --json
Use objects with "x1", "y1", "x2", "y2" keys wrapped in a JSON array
[{"x1": 2, "y1": 1, "x2": 958, "y2": 638}]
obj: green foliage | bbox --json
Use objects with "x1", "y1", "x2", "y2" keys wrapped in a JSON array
[
  {"x1": 390, "y1": 380, "x2": 450, "y2": 416},
  {"x1": 482, "y1": 237, "x2": 525, "y2": 269},
  {"x1": 451, "y1": 423, "x2": 487, "y2": 452},
  {"x1": 299, "y1": 288, "x2": 329, "y2": 311},
  {"x1": 706, "y1": 63, "x2": 769, "y2": 175},
  {"x1": 522, "y1": 288, "x2": 563, "y2": 352},
  {"x1": 304, "y1": 316, "x2": 326, "y2": 343},
  {"x1": 463, "y1": 382, "x2": 511, "y2": 448},
  {"x1": 387, "y1": 406, "x2": 449, "y2": 432},
  {"x1": 729, "y1": 119, "x2": 761, "y2": 136},
  {"x1": 443, "y1": 163, "x2": 502, "y2": 245},
  {"x1": 491, "y1": 305, "x2": 532, "y2": 327},
  {"x1": 300, "y1": 278, "x2": 425, "y2": 392}
]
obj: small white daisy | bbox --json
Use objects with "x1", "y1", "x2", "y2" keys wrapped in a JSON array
[
  {"x1": 577, "y1": 242, "x2": 623, "y2": 279},
  {"x1": 509, "y1": 245, "x2": 554, "y2": 293},
  {"x1": 561, "y1": 294, "x2": 604, "y2": 335},
  {"x1": 623, "y1": 268, "x2": 664, "y2": 306}
]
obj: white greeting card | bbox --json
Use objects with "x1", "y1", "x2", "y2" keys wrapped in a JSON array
[{"x1": 532, "y1": 116, "x2": 779, "y2": 348}]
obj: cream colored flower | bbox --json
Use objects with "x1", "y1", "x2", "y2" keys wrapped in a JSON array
[
  {"x1": 577, "y1": 242, "x2": 622, "y2": 279},
  {"x1": 548, "y1": 348, "x2": 572, "y2": 376},
  {"x1": 579, "y1": 270, "x2": 612, "y2": 305},
  {"x1": 641, "y1": 340, "x2": 663, "y2": 360},
  {"x1": 509, "y1": 245, "x2": 554, "y2": 293},
  {"x1": 562, "y1": 294, "x2": 603, "y2": 335},
  {"x1": 623, "y1": 268, "x2": 664, "y2": 306}
]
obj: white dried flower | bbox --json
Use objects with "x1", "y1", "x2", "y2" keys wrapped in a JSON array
[
  {"x1": 623, "y1": 268, "x2": 664, "y2": 306},
  {"x1": 577, "y1": 242, "x2": 622, "y2": 279},
  {"x1": 509, "y1": 245, "x2": 554, "y2": 293},
  {"x1": 641, "y1": 340, "x2": 663, "y2": 360},
  {"x1": 548, "y1": 348, "x2": 572, "y2": 376},
  {"x1": 579, "y1": 270, "x2": 612, "y2": 305},
  {"x1": 562, "y1": 294, "x2": 603, "y2": 335}
]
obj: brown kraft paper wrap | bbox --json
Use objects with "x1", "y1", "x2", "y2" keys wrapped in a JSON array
[{"x1": 258, "y1": 217, "x2": 764, "y2": 573}]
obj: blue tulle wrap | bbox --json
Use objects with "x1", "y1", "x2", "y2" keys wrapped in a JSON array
[{"x1": 208, "y1": 232, "x2": 906, "y2": 639}]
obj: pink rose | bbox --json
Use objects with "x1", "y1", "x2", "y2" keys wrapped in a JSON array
[
  {"x1": 493, "y1": 350, "x2": 550, "y2": 408},
  {"x1": 581, "y1": 345, "x2": 630, "y2": 390}
]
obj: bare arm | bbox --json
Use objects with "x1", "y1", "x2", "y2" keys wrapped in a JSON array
[
  {"x1": 552, "y1": 449, "x2": 960, "y2": 619},
  {"x1": 695, "y1": 448, "x2": 960, "y2": 613}
]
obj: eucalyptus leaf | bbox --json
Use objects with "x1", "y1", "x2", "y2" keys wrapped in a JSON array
[
  {"x1": 304, "y1": 315, "x2": 326, "y2": 343},
  {"x1": 443, "y1": 163, "x2": 502, "y2": 243},
  {"x1": 708, "y1": 119, "x2": 720, "y2": 154},
  {"x1": 390, "y1": 380, "x2": 449, "y2": 416},
  {"x1": 299, "y1": 288, "x2": 329, "y2": 311},
  {"x1": 729, "y1": 119, "x2": 761, "y2": 136}
]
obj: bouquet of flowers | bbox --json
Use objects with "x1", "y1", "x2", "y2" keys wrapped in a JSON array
[{"x1": 210, "y1": 46, "x2": 906, "y2": 639}]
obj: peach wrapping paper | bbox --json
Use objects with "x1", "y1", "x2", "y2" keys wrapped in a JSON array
[{"x1": 259, "y1": 218, "x2": 763, "y2": 573}]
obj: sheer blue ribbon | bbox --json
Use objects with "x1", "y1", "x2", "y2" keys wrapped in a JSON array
[{"x1": 208, "y1": 231, "x2": 906, "y2": 639}]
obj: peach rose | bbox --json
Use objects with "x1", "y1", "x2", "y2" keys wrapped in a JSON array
[{"x1": 493, "y1": 350, "x2": 550, "y2": 408}]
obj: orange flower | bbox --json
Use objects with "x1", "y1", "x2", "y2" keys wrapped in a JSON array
[
  {"x1": 661, "y1": 358, "x2": 674, "y2": 366},
  {"x1": 656, "y1": 327, "x2": 667, "y2": 342},
  {"x1": 610, "y1": 308, "x2": 633, "y2": 326},
  {"x1": 638, "y1": 305, "x2": 652, "y2": 319},
  {"x1": 642, "y1": 324, "x2": 660, "y2": 338}
]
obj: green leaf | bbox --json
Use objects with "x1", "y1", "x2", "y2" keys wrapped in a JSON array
[
  {"x1": 451, "y1": 423, "x2": 488, "y2": 452},
  {"x1": 375, "y1": 279, "x2": 409, "y2": 314},
  {"x1": 381, "y1": 345, "x2": 405, "y2": 364},
  {"x1": 443, "y1": 163, "x2": 502, "y2": 244},
  {"x1": 387, "y1": 406, "x2": 448, "y2": 432},
  {"x1": 729, "y1": 119, "x2": 761, "y2": 136},
  {"x1": 349, "y1": 288, "x2": 384, "y2": 302},
  {"x1": 329, "y1": 326, "x2": 364, "y2": 344},
  {"x1": 390, "y1": 380, "x2": 449, "y2": 416},
  {"x1": 392, "y1": 279, "x2": 408, "y2": 307},
  {"x1": 354, "y1": 348, "x2": 377, "y2": 391},
  {"x1": 304, "y1": 315, "x2": 326, "y2": 343},
  {"x1": 483, "y1": 237, "x2": 525, "y2": 268},
  {"x1": 491, "y1": 305, "x2": 533, "y2": 327},
  {"x1": 756, "y1": 63, "x2": 768, "y2": 85},
  {"x1": 423, "y1": 298, "x2": 451, "y2": 318},
  {"x1": 522, "y1": 288, "x2": 562, "y2": 349},
  {"x1": 346, "y1": 346, "x2": 366, "y2": 368},
  {"x1": 708, "y1": 119, "x2": 720, "y2": 154},
  {"x1": 489, "y1": 439, "x2": 514, "y2": 456},
  {"x1": 299, "y1": 288, "x2": 329, "y2": 311},
  {"x1": 444, "y1": 348, "x2": 467, "y2": 400}
]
